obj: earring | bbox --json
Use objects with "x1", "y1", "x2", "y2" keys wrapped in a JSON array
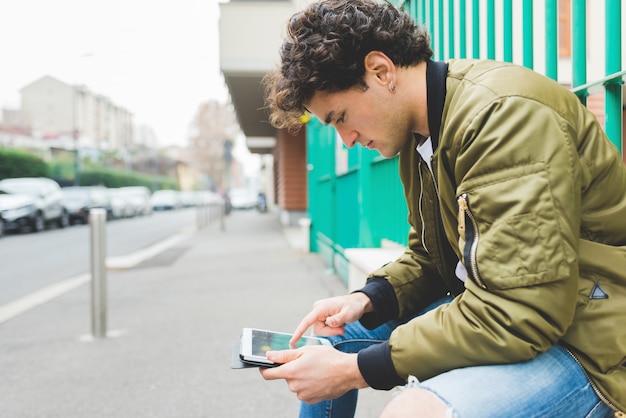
[{"x1": 388, "y1": 82, "x2": 396, "y2": 93}]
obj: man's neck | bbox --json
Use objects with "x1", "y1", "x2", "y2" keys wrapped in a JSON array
[{"x1": 399, "y1": 61, "x2": 429, "y2": 138}]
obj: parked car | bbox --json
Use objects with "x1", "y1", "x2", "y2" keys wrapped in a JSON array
[
  {"x1": 150, "y1": 190, "x2": 181, "y2": 211},
  {"x1": 0, "y1": 177, "x2": 69, "y2": 232},
  {"x1": 179, "y1": 191, "x2": 199, "y2": 208},
  {"x1": 0, "y1": 193, "x2": 42, "y2": 233},
  {"x1": 116, "y1": 186, "x2": 152, "y2": 216},
  {"x1": 228, "y1": 188, "x2": 258, "y2": 210},
  {"x1": 107, "y1": 188, "x2": 135, "y2": 219},
  {"x1": 62, "y1": 186, "x2": 113, "y2": 224},
  {"x1": 196, "y1": 191, "x2": 225, "y2": 206}
]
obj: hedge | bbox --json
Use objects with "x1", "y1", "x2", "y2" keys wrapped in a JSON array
[
  {"x1": 77, "y1": 166, "x2": 179, "y2": 191},
  {"x1": 0, "y1": 148, "x2": 48, "y2": 179},
  {"x1": 0, "y1": 148, "x2": 179, "y2": 190}
]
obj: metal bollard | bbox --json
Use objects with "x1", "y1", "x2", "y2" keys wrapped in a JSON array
[
  {"x1": 219, "y1": 202, "x2": 225, "y2": 231},
  {"x1": 195, "y1": 203, "x2": 204, "y2": 230},
  {"x1": 89, "y1": 209, "x2": 107, "y2": 338}
]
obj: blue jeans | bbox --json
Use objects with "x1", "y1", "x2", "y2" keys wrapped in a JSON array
[{"x1": 299, "y1": 297, "x2": 613, "y2": 418}]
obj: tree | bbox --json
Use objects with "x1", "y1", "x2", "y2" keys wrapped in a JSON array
[{"x1": 188, "y1": 100, "x2": 241, "y2": 191}]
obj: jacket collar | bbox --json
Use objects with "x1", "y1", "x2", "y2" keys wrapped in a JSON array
[{"x1": 414, "y1": 59, "x2": 448, "y2": 153}]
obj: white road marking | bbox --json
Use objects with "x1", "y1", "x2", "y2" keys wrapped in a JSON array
[
  {"x1": 0, "y1": 274, "x2": 89, "y2": 325},
  {"x1": 106, "y1": 233, "x2": 188, "y2": 270},
  {"x1": 0, "y1": 231, "x2": 192, "y2": 325}
]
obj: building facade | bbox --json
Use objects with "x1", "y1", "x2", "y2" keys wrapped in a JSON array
[
  {"x1": 219, "y1": 0, "x2": 308, "y2": 225},
  {"x1": 20, "y1": 75, "x2": 133, "y2": 154}
]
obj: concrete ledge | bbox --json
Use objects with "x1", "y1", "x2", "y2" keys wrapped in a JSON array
[{"x1": 344, "y1": 247, "x2": 405, "y2": 292}]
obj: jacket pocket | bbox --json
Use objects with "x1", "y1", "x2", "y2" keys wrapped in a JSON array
[{"x1": 456, "y1": 163, "x2": 569, "y2": 290}]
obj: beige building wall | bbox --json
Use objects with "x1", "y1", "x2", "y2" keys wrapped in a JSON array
[
  {"x1": 20, "y1": 75, "x2": 133, "y2": 152},
  {"x1": 20, "y1": 75, "x2": 74, "y2": 136}
]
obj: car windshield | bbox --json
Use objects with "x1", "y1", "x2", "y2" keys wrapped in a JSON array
[
  {"x1": 119, "y1": 188, "x2": 145, "y2": 196},
  {"x1": 63, "y1": 188, "x2": 90, "y2": 201},
  {"x1": 63, "y1": 188, "x2": 89, "y2": 196},
  {"x1": 0, "y1": 181, "x2": 43, "y2": 196}
]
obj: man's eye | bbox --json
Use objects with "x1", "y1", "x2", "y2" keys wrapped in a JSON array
[{"x1": 337, "y1": 115, "x2": 345, "y2": 123}]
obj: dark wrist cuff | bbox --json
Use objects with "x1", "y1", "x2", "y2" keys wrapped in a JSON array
[
  {"x1": 357, "y1": 342, "x2": 405, "y2": 390},
  {"x1": 353, "y1": 277, "x2": 399, "y2": 329}
]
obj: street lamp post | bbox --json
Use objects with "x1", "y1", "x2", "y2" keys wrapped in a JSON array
[
  {"x1": 71, "y1": 84, "x2": 81, "y2": 186},
  {"x1": 73, "y1": 129, "x2": 80, "y2": 186}
]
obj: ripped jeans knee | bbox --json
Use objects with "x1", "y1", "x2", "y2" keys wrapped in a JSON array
[{"x1": 381, "y1": 378, "x2": 456, "y2": 418}]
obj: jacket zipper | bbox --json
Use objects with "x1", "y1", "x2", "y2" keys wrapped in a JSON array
[
  {"x1": 430, "y1": 155, "x2": 440, "y2": 200},
  {"x1": 417, "y1": 155, "x2": 444, "y2": 254},
  {"x1": 419, "y1": 153, "x2": 464, "y2": 294},
  {"x1": 457, "y1": 193, "x2": 487, "y2": 289},
  {"x1": 562, "y1": 346, "x2": 624, "y2": 416}
]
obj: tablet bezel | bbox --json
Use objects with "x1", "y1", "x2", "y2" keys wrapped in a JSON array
[{"x1": 239, "y1": 327, "x2": 330, "y2": 367}]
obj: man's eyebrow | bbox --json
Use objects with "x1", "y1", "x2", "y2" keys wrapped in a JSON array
[{"x1": 324, "y1": 111, "x2": 335, "y2": 125}]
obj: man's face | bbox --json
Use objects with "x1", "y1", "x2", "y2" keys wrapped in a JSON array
[{"x1": 305, "y1": 81, "x2": 412, "y2": 158}]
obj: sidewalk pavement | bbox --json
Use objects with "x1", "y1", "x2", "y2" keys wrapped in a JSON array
[{"x1": 0, "y1": 210, "x2": 391, "y2": 417}]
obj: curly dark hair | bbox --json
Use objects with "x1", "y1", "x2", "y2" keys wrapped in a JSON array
[{"x1": 264, "y1": 0, "x2": 433, "y2": 130}]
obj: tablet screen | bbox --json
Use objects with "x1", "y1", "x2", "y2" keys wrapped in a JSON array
[{"x1": 249, "y1": 329, "x2": 326, "y2": 357}]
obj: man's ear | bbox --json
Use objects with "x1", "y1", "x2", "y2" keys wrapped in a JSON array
[{"x1": 364, "y1": 51, "x2": 395, "y2": 86}]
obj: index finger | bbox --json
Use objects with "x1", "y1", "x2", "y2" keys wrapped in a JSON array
[{"x1": 289, "y1": 310, "x2": 324, "y2": 347}]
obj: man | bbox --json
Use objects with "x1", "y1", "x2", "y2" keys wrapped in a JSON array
[{"x1": 260, "y1": 0, "x2": 626, "y2": 416}]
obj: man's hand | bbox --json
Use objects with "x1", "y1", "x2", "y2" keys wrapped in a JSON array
[
  {"x1": 290, "y1": 293, "x2": 373, "y2": 347},
  {"x1": 259, "y1": 346, "x2": 368, "y2": 403}
]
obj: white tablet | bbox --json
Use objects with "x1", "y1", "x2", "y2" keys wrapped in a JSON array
[{"x1": 239, "y1": 327, "x2": 331, "y2": 367}]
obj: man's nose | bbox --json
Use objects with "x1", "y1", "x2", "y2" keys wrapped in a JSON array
[{"x1": 337, "y1": 128, "x2": 358, "y2": 148}]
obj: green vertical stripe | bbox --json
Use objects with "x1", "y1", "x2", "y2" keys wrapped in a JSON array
[
  {"x1": 487, "y1": 0, "x2": 495, "y2": 59},
  {"x1": 545, "y1": 0, "x2": 558, "y2": 79},
  {"x1": 605, "y1": 0, "x2": 623, "y2": 152},
  {"x1": 438, "y1": 0, "x2": 445, "y2": 59},
  {"x1": 448, "y1": 0, "x2": 455, "y2": 58},
  {"x1": 472, "y1": 0, "x2": 480, "y2": 58}
]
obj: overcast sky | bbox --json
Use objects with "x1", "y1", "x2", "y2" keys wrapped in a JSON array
[{"x1": 0, "y1": 0, "x2": 229, "y2": 147}]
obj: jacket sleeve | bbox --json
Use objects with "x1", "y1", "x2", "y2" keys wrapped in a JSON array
[
  {"x1": 366, "y1": 229, "x2": 450, "y2": 322},
  {"x1": 386, "y1": 95, "x2": 583, "y2": 384}
]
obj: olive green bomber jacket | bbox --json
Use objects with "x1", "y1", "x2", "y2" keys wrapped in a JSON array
[{"x1": 367, "y1": 59, "x2": 626, "y2": 411}]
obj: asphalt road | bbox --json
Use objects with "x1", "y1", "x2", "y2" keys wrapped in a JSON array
[{"x1": 0, "y1": 208, "x2": 199, "y2": 305}]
